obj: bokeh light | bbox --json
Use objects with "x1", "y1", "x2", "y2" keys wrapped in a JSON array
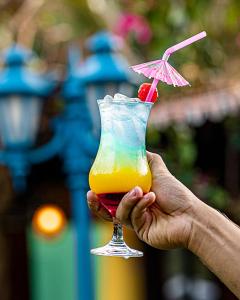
[{"x1": 32, "y1": 205, "x2": 66, "y2": 238}]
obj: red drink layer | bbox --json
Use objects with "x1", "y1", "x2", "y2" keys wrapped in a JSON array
[{"x1": 97, "y1": 193, "x2": 126, "y2": 217}]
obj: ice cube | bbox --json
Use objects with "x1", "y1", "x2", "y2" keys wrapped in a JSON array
[
  {"x1": 112, "y1": 116, "x2": 139, "y2": 146},
  {"x1": 113, "y1": 93, "x2": 130, "y2": 101},
  {"x1": 133, "y1": 116, "x2": 146, "y2": 145},
  {"x1": 111, "y1": 101, "x2": 131, "y2": 120},
  {"x1": 113, "y1": 93, "x2": 140, "y2": 103},
  {"x1": 104, "y1": 95, "x2": 113, "y2": 102}
]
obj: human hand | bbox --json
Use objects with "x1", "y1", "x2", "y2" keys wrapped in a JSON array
[{"x1": 87, "y1": 151, "x2": 199, "y2": 250}]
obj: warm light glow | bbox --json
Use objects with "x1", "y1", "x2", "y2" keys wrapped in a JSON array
[
  {"x1": 87, "y1": 0, "x2": 107, "y2": 15},
  {"x1": 32, "y1": 205, "x2": 66, "y2": 237}
]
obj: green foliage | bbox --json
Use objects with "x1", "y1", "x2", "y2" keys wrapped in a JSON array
[
  {"x1": 225, "y1": 117, "x2": 240, "y2": 150},
  {"x1": 146, "y1": 126, "x2": 160, "y2": 148},
  {"x1": 204, "y1": 184, "x2": 229, "y2": 210},
  {"x1": 147, "y1": 124, "x2": 229, "y2": 210},
  {"x1": 62, "y1": 0, "x2": 103, "y2": 36},
  {"x1": 158, "y1": 125, "x2": 197, "y2": 183},
  {"x1": 1, "y1": 0, "x2": 239, "y2": 91},
  {"x1": 116, "y1": 0, "x2": 240, "y2": 94},
  {"x1": 147, "y1": 124, "x2": 198, "y2": 186}
]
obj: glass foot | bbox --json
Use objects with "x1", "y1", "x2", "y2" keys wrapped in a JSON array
[{"x1": 91, "y1": 240, "x2": 143, "y2": 259}]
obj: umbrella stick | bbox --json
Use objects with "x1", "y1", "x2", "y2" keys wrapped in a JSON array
[{"x1": 146, "y1": 78, "x2": 159, "y2": 102}]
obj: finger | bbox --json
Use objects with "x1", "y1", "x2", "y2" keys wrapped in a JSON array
[
  {"x1": 146, "y1": 151, "x2": 170, "y2": 175},
  {"x1": 87, "y1": 190, "x2": 100, "y2": 211},
  {"x1": 132, "y1": 192, "x2": 156, "y2": 224},
  {"x1": 87, "y1": 191, "x2": 112, "y2": 221},
  {"x1": 116, "y1": 186, "x2": 143, "y2": 226}
]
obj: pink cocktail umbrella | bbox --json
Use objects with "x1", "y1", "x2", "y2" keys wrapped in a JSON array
[{"x1": 131, "y1": 31, "x2": 207, "y2": 102}]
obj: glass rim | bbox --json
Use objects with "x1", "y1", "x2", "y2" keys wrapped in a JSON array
[{"x1": 97, "y1": 98, "x2": 154, "y2": 106}]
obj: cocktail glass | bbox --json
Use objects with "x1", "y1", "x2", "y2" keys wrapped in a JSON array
[{"x1": 89, "y1": 95, "x2": 152, "y2": 258}]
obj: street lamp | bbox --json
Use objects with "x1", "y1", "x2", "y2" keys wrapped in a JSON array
[
  {"x1": 83, "y1": 31, "x2": 136, "y2": 135},
  {"x1": 0, "y1": 44, "x2": 55, "y2": 190},
  {"x1": 0, "y1": 43, "x2": 97, "y2": 300},
  {"x1": 0, "y1": 35, "x2": 135, "y2": 300},
  {"x1": 61, "y1": 47, "x2": 97, "y2": 300}
]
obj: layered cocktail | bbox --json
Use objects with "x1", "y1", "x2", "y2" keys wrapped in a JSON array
[{"x1": 89, "y1": 93, "x2": 152, "y2": 257}]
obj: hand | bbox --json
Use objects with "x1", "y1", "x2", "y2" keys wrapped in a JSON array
[{"x1": 87, "y1": 151, "x2": 199, "y2": 250}]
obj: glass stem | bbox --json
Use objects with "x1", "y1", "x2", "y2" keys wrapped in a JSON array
[{"x1": 111, "y1": 218, "x2": 124, "y2": 244}]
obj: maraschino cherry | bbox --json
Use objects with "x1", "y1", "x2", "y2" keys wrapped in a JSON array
[{"x1": 138, "y1": 83, "x2": 159, "y2": 102}]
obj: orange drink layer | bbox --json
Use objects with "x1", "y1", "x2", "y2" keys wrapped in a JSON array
[{"x1": 89, "y1": 151, "x2": 152, "y2": 194}]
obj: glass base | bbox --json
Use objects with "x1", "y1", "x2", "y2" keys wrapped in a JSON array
[{"x1": 91, "y1": 240, "x2": 143, "y2": 259}]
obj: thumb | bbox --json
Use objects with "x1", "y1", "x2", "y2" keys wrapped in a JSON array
[{"x1": 147, "y1": 151, "x2": 170, "y2": 176}]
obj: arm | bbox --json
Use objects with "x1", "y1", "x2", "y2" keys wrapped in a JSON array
[
  {"x1": 87, "y1": 151, "x2": 240, "y2": 298},
  {"x1": 188, "y1": 200, "x2": 240, "y2": 297}
]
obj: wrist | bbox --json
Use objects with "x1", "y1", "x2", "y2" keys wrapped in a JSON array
[
  {"x1": 186, "y1": 198, "x2": 204, "y2": 252},
  {"x1": 186, "y1": 198, "x2": 221, "y2": 254},
  {"x1": 177, "y1": 193, "x2": 205, "y2": 249},
  {"x1": 180, "y1": 194, "x2": 202, "y2": 252}
]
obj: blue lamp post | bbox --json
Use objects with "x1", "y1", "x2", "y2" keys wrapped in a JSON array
[
  {"x1": 29, "y1": 47, "x2": 98, "y2": 299},
  {"x1": 61, "y1": 48, "x2": 97, "y2": 300},
  {"x1": 0, "y1": 44, "x2": 55, "y2": 190},
  {"x1": 0, "y1": 43, "x2": 97, "y2": 300},
  {"x1": 83, "y1": 31, "x2": 136, "y2": 136}
]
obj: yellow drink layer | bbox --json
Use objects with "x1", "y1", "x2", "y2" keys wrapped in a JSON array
[
  {"x1": 89, "y1": 147, "x2": 152, "y2": 194},
  {"x1": 89, "y1": 167, "x2": 151, "y2": 194},
  {"x1": 89, "y1": 98, "x2": 153, "y2": 196}
]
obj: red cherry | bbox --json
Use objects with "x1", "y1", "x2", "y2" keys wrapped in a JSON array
[{"x1": 138, "y1": 83, "x2": 159, "y2": 102}]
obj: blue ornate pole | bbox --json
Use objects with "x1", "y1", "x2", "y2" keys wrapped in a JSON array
[
  {"x1": 61, "y1": 50, "x2": 97, "y2": 300},
  {"x1": 0, "y1": 42, "x2": 97, "y2": 300},
  {"x1": 30, "y1": 47, "x2": 97, "y2": 299}
]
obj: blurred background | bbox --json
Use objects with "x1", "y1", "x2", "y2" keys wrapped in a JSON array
[{"x1": 0, "y1": 0, "x2": 240, "y2": 300}]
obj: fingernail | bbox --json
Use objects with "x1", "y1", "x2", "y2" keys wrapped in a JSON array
[
  {"x1": 128, "y1": 188, "x2": 136, "y2": 197},
  {"x1": 143, "y1": 193, "x2": 151, "y2": 200}
]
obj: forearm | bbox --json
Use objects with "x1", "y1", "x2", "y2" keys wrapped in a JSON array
[{"x1": 188, "y1": 200, "x2": 240, "y2": 298}]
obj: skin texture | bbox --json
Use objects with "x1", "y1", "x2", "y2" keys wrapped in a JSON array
[{"x1": 87, "y1": 151, "x2": 240, "y2": 298}]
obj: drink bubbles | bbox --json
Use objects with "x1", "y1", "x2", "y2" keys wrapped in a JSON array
[
  {"x1": 114, "y1": 94, "x2": 151, "y2": 147},
  {"x1": 99, "y1": 93, "x2": 152, "y2": 148}
]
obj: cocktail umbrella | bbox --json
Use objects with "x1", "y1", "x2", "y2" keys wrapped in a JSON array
[{"x1": 131, "y1": 31, "x2": 207, "y2": 102}]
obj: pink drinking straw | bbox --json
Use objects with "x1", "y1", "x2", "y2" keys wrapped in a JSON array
[{"x1": 145, "y1": 31, "x2": 207, "y2": 102}]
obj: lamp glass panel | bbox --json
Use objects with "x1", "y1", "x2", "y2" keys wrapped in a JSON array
[{"x1": 0, "y1": 96, "x2": 42, "y2": 148}]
